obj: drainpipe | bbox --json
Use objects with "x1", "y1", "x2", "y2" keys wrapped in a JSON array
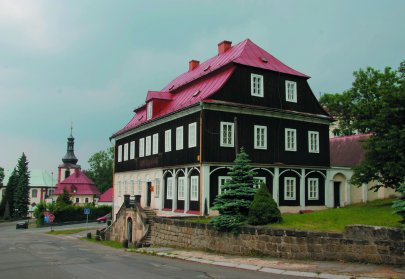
[{"x1": 199, "y1": 103, "x2": 203, "y2": 215}]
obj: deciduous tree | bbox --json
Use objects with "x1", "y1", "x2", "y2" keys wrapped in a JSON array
[{"x1": 85, "y1": 147, "x2": 113, "y2": 193}]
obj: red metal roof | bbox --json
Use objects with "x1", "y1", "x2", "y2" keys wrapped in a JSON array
[
  {"x1": 330, "y1": 134, "x2": 371, "y2": 167},
  {"x1": 112, "y1": 39, "x2": 308, "y2": 138},
  {"x1": 54, "y1": 170, "x2": 101, "y2": 195},
  {"x1": 98, "y1": 187, "x2": 113, "y2": 202}
]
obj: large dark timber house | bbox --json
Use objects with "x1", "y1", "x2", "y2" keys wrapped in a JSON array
[{"x1": 111, "y1": 39, "x2": 333, "y2": 218}]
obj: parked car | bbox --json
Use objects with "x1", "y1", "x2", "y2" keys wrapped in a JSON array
[
  {"x1": 96, "y1": 213, "x2": 111, "y2": 223},
  {"x1": 16, "y1": 221, "x2": 28, "y2": 229}
]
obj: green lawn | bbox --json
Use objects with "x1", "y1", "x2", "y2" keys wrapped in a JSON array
[
  {"x1": 47, "y1": 228, "x2": 92, "y2": 235},
  {"x1": 82, "y1": 237, "x2": 124, "y2": 249},
  {"x1": 269, "y1": 199, "x2": 401, "y2": 232}
]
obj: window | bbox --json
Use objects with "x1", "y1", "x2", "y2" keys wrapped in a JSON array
[
  {"x1": 167, "y1": 177, "x2": 173, "y2": 199},
  {"x1": 130, "y1": 141, "x2": 135, "y2": 159},
  {"x1": 165, "y1": 129, "x2": 172, "y2": 152},
  {"x1": 147, "y1": 101, "x2": 153, "y2": 120},
  {"x1": 75, "y1": 197, "x2": 80, "y2": 203},
  {"x1": 190, "y1": 176, "x2": 199, "y2": 201},
  {"x1": 308, "y1": 178, "x2": 319, "y2": 200},
  {"x1": 284, "y1": 177, "x2": 296, "y2": 200},
  {"x1": 137, "y1": 178, "x2": 142, "y2": 194},
  {"x1": 155, "y1": 178, "x2": 160, "y2": 198},
  {"x1": 178, "y1": 177, "x2": 185, "y2": 200},
  {"x1": 145, "y1": 136, "x2": 151, "y2": 156},
  {"x1": 188, "y1": 122, "x2": 197, "y2": 148},
  {"x1": 124, "y1": 143, "x2": 129, "y2": 161},
  {"x1": 251, "y1": 74, "x2": 264, "y2": 97},
  {"x1": 117, "y1": 145, "x2": 122, "y2": 162},
  {"x1": 130, "y1": 179, "x2": 135, "y2": 195},
  {"x1": 124, "y1": 180, "x2": 127, "y2": 195},
  {"x1": 153, "y1": 133, "x2": 159, "y2": 154},
  {"x1": 85, "y1": 197, "x2": 89, "y2": 203},
  {"x1": 308, "y1": 131, "x2": 319, "y2": 153},
  {"x1": 139, "y1": 138, "x2": 145, "y2": 157},
  {"x1": 285, "y1": 80, "x2": 297, "y2": 102},
  {"x1": 117, "y1": 181, "x2": 121, "y2": 197},
  {"x1": 176, "y1": 126, "x2": 183, "y2": 150},
  {"x1": 285, "y1": 128, "x2": 297, "y2": 151},
  {"x1": 254, "y1": 125, "x2": 267, "y2": 149},
  {"x1": 220, "y1": 122, "x2": 234, "y2": 147},
  {"x1": 253, "y1": 177, "x2": 266, "y2": 189},
  {"x1": 218, "y1": 176, "x2": 231, "y2": 194},
  {"x1": 31, "y1": 189, "x2": 38, "y2": 198}
]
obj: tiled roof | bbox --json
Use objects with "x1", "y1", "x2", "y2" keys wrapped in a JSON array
[
  {"x1": 2, "y1": 169, "x2": 56, "y2": 187},
  {"x1": 53, "y1": 170, "x2": 100, "y2": 195},
  {"x1": 99, "y1": 187, "x2": 113, "y2": 202},
  {"x1": 330, "y1": 134, "x2": 371, "y2": 167},
  {"x1": 112, "y1": 39, "x2": 308, "y2": 138}
]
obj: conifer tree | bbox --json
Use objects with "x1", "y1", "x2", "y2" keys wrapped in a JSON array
[
  {"x1": 56, "y1": 187, "x2": 72, "y2": 205},
  {"x1": 248, "y1": 182, "x2": 281, "y2": 225},
  {"x1": 14, "y1": 153, "x2": 30, "y2": 218},
  {"x1": 211, "y1": 147, "x2": 257, "y2": 231},
  {"x1": 0, "y1": 168, "x2": 18, "y2": 217}
]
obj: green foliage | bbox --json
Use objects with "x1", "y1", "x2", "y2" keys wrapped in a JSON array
[
  {"x1": 56, "y1": 187, "x2": 73, "y2": 205},
  {"x1": 392, "y1": 179, "x2": 405, "y2": 228},
  {"x1": 248, "y1": 183, "x2": 281, "y2": 225},
  {"x1": 211, "y1": 147, "x2": 257, "y2": 231},
  {"x1": 0, "y1": 168, "x2": 18, "y2": 217},
  {"x1": 14, "y1": 153, "x2": 30, "y2": 218},
  {"x1": 85, "y1": 147, "x2": 113, "y2": 193}
]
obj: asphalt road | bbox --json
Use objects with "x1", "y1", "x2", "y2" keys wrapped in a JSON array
[{"x1": 0, "y1": 221, "x2": 306, "y2": 279}]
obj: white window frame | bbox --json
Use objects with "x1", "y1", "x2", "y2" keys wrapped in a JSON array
[
  {"x1": 166, "y1": 177, "x2": 173, "y2": 199},
  {"x1": 117, "y1": 145, "x2": 122, "y2": 162},
  {"x1": 155, "y1": 178, "x2": 160, "y2": 198},
  {"x1": 308, "y1": 178, "x2": 319, "y2": 200},
  {"x1": 32, "y1": 189, "x2": 38, "y2": 198},
  {"x1": 147, "y1": 101, "x2": 153, "y2": 120},
  {"x1": 176, "y1": 126, "x2": 183, "y2": 150},
  {"x1": 130, "y1": 141, "x2": 135, "y2": 159},
  {"x1": 137, "y1": 178, "x2": 142, "y2": 195},
  {"x1": 190, "y1": 176, "x2": 199, "y2": 201},
  {"x1": 152, "y1": 133, "x2": 159, "y2": 154},
  {"x1": 145, "y1": 136, "x2": 151, "y2": 156},
  {"x1": 285, "y1": 80, "x2": 297, "y2": 103},
  {"x1": 117, "y1": 181, "x2": 121, "y2": 197},
  {"x1": 139, "y1": 138, "x2": 145, "y2": 157},
  {"x1": 124, "y1": 180, "x2": 127, "y2": 195},
  {"x1": 251, "y1": 74, "x2": 264, "y2": 97},
  {"x1": 254, "y1": 125, "x2": 267, "y2": 149},
  {"x1": 165, "y1": 129, "x2": 172, "y2": 152},
  {"x1": 308, "y1": 131, "x2": 320, "y2": 153},
  {"x1": 123, "y1": 143, "x2": 129, "y2": 161},
  {"x1": 284, "y1": 177, "x2": 296, "y2": 200},
  {"x1": 220, "y1": 122, "x2": 234, "y2": 147},
  {"x1": 253, "y1": 177, "x2": 266, "y2": 189},
  {"x1": 285, "y1": 128, "x2": 297, "y2": 151},
  {"x1": 218, "y1": 176, "x2": 231, "y2": 194},
  {"x1": 177, "y1": 177, "x2": 185, "y2": 200},
  {"x1": 130, "y1": 178, "x2": 135, "y2": 195},
  {"x1": 188, "y1": 122, "x2": 197, "y2": 148}
]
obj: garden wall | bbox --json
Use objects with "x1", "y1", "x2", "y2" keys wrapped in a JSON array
[{"x1": 151, "y1": 217, "x2": 405, "y2": 265}]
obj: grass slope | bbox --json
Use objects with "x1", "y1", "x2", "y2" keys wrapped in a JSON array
[
  {"x1": 269, "y1": 199, "x2": 401, "y2": 232},
  {"x1": 47, "y1": 228, "x2": 92, "y2": 235}
]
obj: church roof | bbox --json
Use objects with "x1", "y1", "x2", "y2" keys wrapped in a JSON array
[{"x1": 53, "y1": 170, "x2": 100, "y2": 195}]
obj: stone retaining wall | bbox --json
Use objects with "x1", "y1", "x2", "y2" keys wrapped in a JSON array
[{"x1": 151, "y1": 217, "x2": 405, "y2": 265}]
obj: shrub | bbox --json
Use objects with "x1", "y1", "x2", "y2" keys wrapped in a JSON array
[
  {"x1": 248, "y1": 182, "x2": 282, "y2": 225},
  {"x1": 392, "y1": 178, "x2": 405, "y2": 228},
  {"x1": 209, "y1": 214, "x2": 244, "y2": 232}
]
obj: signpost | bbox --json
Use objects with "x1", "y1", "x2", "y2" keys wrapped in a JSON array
[
  {"x1": 44, "y1": 211, "x2": 54, "y2": 232},
  {"x1": 84, "y1": 208, "x2": 90, "y2": 229}
]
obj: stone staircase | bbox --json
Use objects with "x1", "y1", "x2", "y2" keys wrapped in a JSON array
[{"x1": 140, "y1": 207, "x2": 157, "y2": 246}]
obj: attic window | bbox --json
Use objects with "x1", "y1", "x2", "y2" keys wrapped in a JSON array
[
  {"x1": 169, "y1": 85, "x2": 175, "y2": 90},
  {"x1": 261, "y1": 57, "x2": 268, "y2": 63},
  {"x1": 147, "y1": 101, "x2": 153, "y2": 120},
  {"x1": 192, "y1": 90, "x2": 201, "y2": 97},
  {"x1": 203, "y1": 65, "x2": 211, "y2": 71}
]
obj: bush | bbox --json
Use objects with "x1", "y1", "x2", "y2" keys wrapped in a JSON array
[
  {"x1": 392, "y1": 178, "x2": 405, "y2": 228},
  {"x1": 210, "y1": 214, "x2": 244, "y2": 232},
  {"x1": 248, "y1": 183, "x2": 282, "y2": 225}
]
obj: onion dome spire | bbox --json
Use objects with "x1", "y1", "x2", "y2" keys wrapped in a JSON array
[{"x1": 62, "y1": 122, "x2": 78, "y2": 164}]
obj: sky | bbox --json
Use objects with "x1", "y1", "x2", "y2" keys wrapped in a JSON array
[{"x1": 1, "y1": 0, "x2": 404, "y2": 174}]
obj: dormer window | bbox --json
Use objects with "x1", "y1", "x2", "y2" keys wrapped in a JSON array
[
  {"x1": 147, "y1": 101, "x2": 153, "y2": 120},
  {"x1": 285, "y1": 81, "x2": 297, "y2": 103},
  {"x1": 251, "y1": 74, "x2": 264, "y2": 97}
]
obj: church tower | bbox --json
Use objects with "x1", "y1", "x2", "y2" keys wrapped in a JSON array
[{"x1": 58, "y1": 124, "x2": 81, "y2": 183}]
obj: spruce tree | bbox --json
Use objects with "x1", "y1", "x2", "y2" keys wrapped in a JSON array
[
  {"x1": 56, "y1": 187, "x2": 72, "y2": 205},
  {"x1": 211, "y1": 147, "x2": 257, "y2": 231},
  {"x1": 0, "y1": 168, "x2": 18, "y2": 217},
  {"x1": 248, "y1": 182, "x2": 281, "y2": 225},
  {"x1": 14, "y1": 153, "x2": 30, "y2": 218}
]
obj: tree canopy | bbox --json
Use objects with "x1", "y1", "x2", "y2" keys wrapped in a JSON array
[
  {"x1": 85, "y1": 147, "x2": 113, "y2": 193},
  {"x1": 320, "y1": 61, "x2": 405, "y2": 190}
]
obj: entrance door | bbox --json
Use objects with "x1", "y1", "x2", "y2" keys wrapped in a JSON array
[
  {"x1": 127, "y1": 218, "x2": 132, "y2": 243},
  {"x1": 146, "y1": 182, "x2": 152, "y2": 207},
  {"x1": 333, "y1": 182, "x2": 341, "y2": 208}
]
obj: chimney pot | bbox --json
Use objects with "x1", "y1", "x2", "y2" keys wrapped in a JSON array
[
  {"x1": 218, "y1": 40, "x2": 232, "y2": 54},
  {"x1": 189, "y1": 60, "x2": 200, "y2": 71}
]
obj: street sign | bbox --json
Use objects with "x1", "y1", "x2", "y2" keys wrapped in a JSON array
[
  {"x1": 44, "y1": 216, "x2": 49, "y2": 223},
  {"x1": 44, "y1": 211, "x2": 50, "y2": 217},
  {"x1": 48, "y1": 214, "x2": 55, "y2": 223},
  {"x1": 84, "y1": 208, "x2": 90, "y2": 215}
]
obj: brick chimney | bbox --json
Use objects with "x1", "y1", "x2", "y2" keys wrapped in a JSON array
[
  {"x1": 189, "y1": 60, "x2": 200, "y2": 71},
  {"x1": 218, "y1": 40, "x2": 232, "y2": 54}
]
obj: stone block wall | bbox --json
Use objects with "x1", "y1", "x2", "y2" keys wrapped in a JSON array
[{"x1": 151, "y1": 217, "x2": 405, "y2": 265}]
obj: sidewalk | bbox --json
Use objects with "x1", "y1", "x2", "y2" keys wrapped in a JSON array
[{"x1": 135, "y1": 246, "x2": 405, "y2": 279}]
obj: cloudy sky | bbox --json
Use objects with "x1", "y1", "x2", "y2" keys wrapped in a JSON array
[{"x1": 1, "y1": 0, "x2": 404, "y2": 173}]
